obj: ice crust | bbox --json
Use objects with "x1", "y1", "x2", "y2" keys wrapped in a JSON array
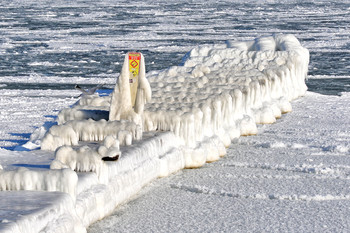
[{"x1": 0, "y1": 34, "x2": 309, "y2": 232}]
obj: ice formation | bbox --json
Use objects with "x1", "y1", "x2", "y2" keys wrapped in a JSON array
[
  {"x1": 1, "y1": 34, "x2": 309, "y2": 232},
  {"x1": 40, "y1": 33, "x2": 309, "y2": 186},
  {"x1": 41, "y1": 119, "x2": 141, "y2": 151},
  {"x1": 0, "y1": 168, "x2": 78, "y2": 199},
  {"x1": 51, "y1": 135, "x2": 121, "y2": 183},
  {"x1": 56, "y1": 92, "x2": 111, "y2": 125}
]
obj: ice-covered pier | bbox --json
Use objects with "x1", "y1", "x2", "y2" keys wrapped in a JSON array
[{"x1": 0, "y1": 34, "x2": 309, "y2": 233}]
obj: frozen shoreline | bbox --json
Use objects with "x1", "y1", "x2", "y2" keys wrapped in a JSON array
[{"x1": 0, "y1": 34, "x2": 310, "y2": 232}]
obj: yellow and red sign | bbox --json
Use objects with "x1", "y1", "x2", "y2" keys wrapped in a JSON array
[
  {"x1": 128, "y1": 52, "x2": 141, "y2": 106},
  {"x1": 129, "y1": 52, "x2": 141, "y2": 81}
]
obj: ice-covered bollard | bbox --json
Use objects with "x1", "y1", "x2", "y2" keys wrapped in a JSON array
[{"x1": 109, "y1": 52, "x2": 152, "y2": 124}]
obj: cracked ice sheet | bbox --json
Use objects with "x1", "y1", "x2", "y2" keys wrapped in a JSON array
[{"x1": 88, "y1": 91, "x2": 350, "y2": 232}]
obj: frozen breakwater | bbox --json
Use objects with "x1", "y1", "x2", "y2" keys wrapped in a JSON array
[{"x1": 0, "y1": 34, "x2": 309, "y2": 233}]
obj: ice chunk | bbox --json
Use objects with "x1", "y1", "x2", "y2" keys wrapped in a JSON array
[{"x1": 41, "y1": 124, "x2": 79, "y2": 151}]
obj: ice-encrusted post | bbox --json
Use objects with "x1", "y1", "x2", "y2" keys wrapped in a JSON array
[{"x1": 109, "y1": 52, "x2": 151, "y2": 126}]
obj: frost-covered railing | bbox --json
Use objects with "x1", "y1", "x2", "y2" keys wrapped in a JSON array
[
  {"x1": 143, "y1": 34, "x2": 309, "y2": 147},
  {"x1": 41, "y1": 119, "x2": 142, "y2": 151},
  {"x1": 0, "y1": 167, "x2": 78, "y2": 200}
]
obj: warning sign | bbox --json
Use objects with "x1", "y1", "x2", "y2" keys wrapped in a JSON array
[{"x1": 128, "y1": 52, "x2": 141, "y2": 106}]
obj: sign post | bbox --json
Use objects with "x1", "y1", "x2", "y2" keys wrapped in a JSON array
[{"x1": 128, "y1": 52, "x2": 141, "y2": 107}]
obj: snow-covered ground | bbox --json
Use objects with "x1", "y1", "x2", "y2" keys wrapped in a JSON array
[{"x1": 89, "y1": 90, "x2": 350, "y2": 232}]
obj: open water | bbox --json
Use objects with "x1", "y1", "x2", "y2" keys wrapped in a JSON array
[{"x1": 0, "y1": 0, "x2": 349, "y2": 93}]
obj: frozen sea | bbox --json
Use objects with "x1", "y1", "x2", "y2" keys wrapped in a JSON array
[{"x1": 0, "y1": 0, "x2": 350, "y2": 232}]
